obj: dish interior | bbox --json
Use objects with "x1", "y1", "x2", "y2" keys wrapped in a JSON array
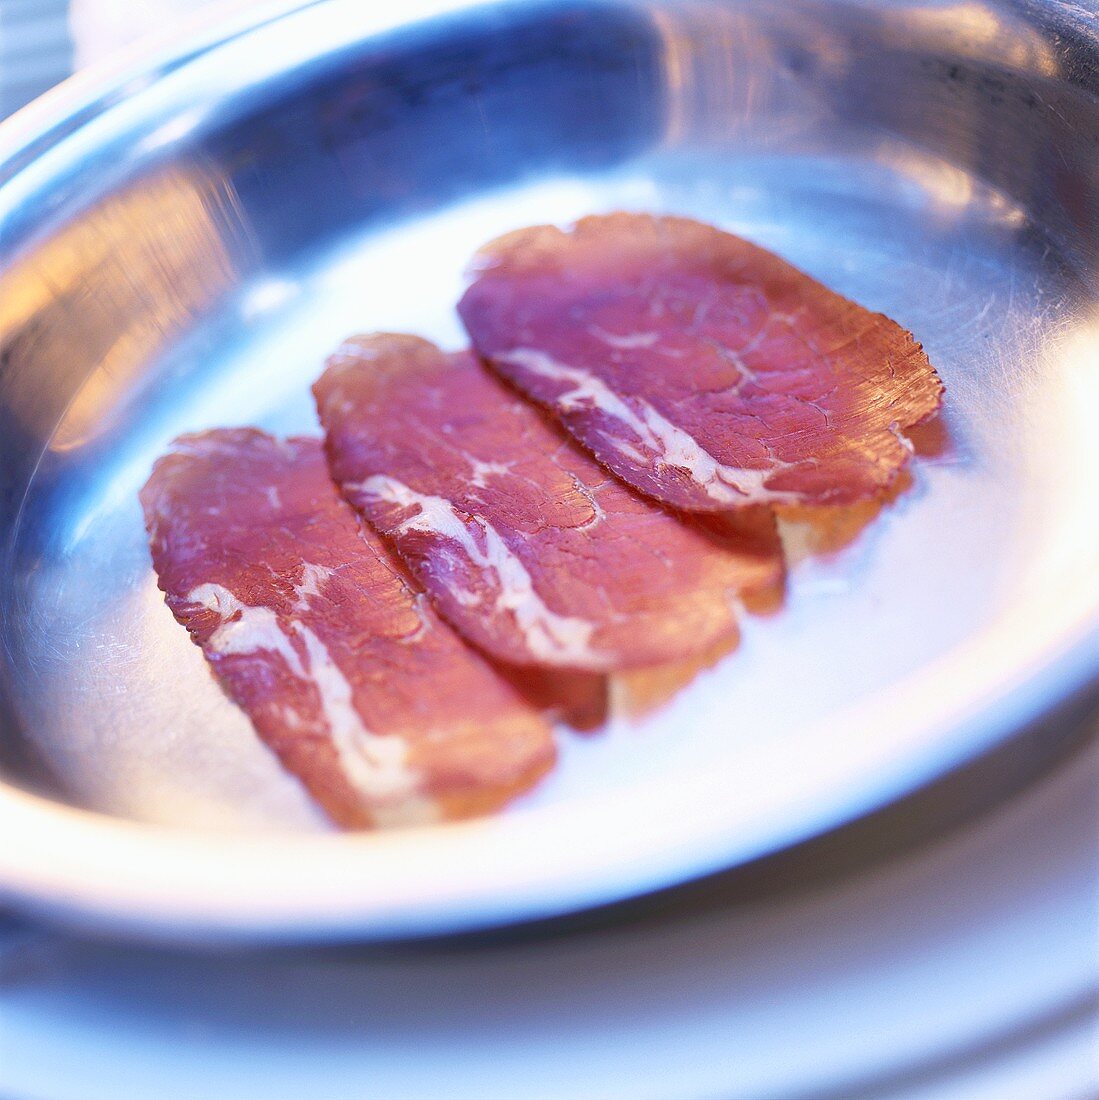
[{"x1": 2, "y1": 0, "x2": 1096, "y2": 837}]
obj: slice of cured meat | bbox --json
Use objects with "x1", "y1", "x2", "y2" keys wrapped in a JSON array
[
  {"x1": 140, "y1": 428, "x2": 554, "y2": 829},
  {"x1": 458, "y1": 213, "x2": 943, "y2": 511},
  {"x1": 313, "y1": 334, "x2": 783, "y2": 673}
]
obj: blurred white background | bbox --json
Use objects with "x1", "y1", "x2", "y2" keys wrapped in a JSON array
[
  {"x1": 70, "y1": 0, "x2": 218, "y2": 67},
  {"x1": 0, "y1": 0, "x2": 237, "y2": 117}
]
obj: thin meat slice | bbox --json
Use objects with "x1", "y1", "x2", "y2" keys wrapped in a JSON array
[
  {"x1": 314, "y1": 334, "x2": 783, "y2": 672},
  {"x1": 140, "y1": 429, "x2": 554, "y2": 829},
  {"x1": 458, "y1": 213, "x2": 944, "y2": 511}
]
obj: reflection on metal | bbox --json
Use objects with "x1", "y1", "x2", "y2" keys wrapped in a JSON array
[
  {"x1": 1023, "y1": 313, "x2": 1099, "y2": 614},
  {"x1": 0, "y1": 0, "x2": 1094, "y2": 943},
  {"x1": 900, "y1": 1, "x2": 1060, "y2": 75},
  {"x1": 646, "y1": 0, "x2": 1062, "y2": 150},
  {"x1": 0, "y1": 167, "x2": 243, "y2": 451},
  {"x1": 641, "y1": 0, "x2": 1095, "y2": 281},
  {"x1": 871, "y1": 139, "x2": 1030, "y2": 226},
  {"x1": 647, "y1": 2, "x2": 838, "y2": 147}
]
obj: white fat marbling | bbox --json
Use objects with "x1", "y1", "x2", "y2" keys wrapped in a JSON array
[
  {"x1": 351, "y1": 476, "x2": 599, "y2": 665},
  {"x1": 292, "y1": 561, "x2": 334, "y2": 611},
  {"x1": 188, "y1": 583, "x2": 306, "y2": 677},
  {"x1": 498, "y1": 348, "x2": 798, "y2": 505},
  {"x1": 185, "y1": 582, "x2": 431, "y2": 819},
  {"x1": 468, "y1": 457, "x2": 512, "y2": 488},
  {"x1": 329, "y1": 337, "x2": 380, "y2": 364},
  {"x1": 589, "y1": 326, "x2": 661, "y2": 349},
  {"x1": 290, "y1": 623, "x2": 432, "y2": 822}
]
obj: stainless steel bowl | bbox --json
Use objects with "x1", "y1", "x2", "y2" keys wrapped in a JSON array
[{"x1": 1, "y1": 0, "x2": 1096, "y2": 941}]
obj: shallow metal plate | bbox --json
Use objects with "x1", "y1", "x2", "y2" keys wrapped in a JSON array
[
  {"x1": 0, "y1": 0, "x2": 1096, "y2": 940},
  {"x1": 3, "y1": 740, "x2": 1097, "y2": 1099}
]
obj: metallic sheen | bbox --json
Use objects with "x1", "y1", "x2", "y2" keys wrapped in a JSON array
[{"x1": 0, "y1": 0, "x2": 1096, "y2": 940}]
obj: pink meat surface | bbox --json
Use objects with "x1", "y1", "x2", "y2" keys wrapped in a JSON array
[
  {"x1": 140, "y1": 429, "x2": 554, "y2": 828},
  {"x1": 314, "y1": 334, "x2": 783, "y2": 672},
  {"x1": 458, "y1": 213, "x2": 943, "y2": 511}
]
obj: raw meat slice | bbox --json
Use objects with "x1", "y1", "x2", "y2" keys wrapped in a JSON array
[
  {"x1": 458, "y1": 213, "x2": 943, "y2": 511},
  {"x1": 140, "y1": 429, "x2": 555, "y2": 828},
  {"x1": 314, "y1": 334, "x2": 783, "y2": 672}
]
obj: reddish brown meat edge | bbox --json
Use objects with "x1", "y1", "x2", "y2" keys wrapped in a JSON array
[
  {"x1": 314, "y1": 334, "x2": 783, "y2": 673},
  {"x1": 140, "y1": 428, "x2": 555, "y2": 829},
  {"x1": 458, "y1": 212, "x2": 944, "y2": 512}
]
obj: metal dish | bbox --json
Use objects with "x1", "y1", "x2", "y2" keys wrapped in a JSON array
[{"x1": 0, "y1": 0, "x2": 1096, "y2": 941}]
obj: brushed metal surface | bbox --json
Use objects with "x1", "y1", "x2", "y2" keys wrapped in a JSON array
[{"x1": 0, "y1": 0, "x2": 1096, "y2": 939}]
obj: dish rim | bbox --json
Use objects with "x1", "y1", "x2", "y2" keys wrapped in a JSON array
[{"x1": 0, "y1": 0, "x2": 1097, "y2": 942}]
